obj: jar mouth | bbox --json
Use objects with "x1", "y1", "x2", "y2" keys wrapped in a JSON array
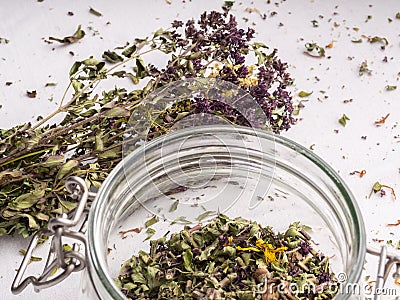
[{"x1": 87, "y1": 125, "x2": 366, "y2": 300}]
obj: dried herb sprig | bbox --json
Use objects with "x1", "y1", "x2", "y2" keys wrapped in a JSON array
[
  {"x1": 0, "y1": 9, "x2": 295, "y2": 237},
  {"x1": 116, "y1": 215, "x2": 339, "y2": 299}
]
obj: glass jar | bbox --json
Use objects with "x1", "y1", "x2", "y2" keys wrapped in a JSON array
[{"x1": 80, "y1": 125, "x2": 366, "y2": 299}]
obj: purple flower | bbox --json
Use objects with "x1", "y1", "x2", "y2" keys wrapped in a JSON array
[
  {"x1": 171, "y1": 20, "x2": 183, "y2": 28},
  {"x1": 318, "y1": 272, "x2": 332, "y2": 284},
  {"x1": 299, "y1": 241, "x2": 312, "y2": 255}
]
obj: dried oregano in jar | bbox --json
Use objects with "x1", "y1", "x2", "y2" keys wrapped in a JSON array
[{"x1": 116, "y1": 215, "x2": 339, "y2": 299}]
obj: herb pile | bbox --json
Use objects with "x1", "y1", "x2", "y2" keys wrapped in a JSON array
[
  {"x1": 117, "y1": 215, "x2": 339, "y2": 299},
  {"x1": 0, "y1": 8, "x2": 295, "y2": 238}
]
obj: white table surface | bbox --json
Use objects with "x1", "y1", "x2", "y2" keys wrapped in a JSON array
[{"x1": 1, "y1": 0, "x2": 400, "y2": 299}]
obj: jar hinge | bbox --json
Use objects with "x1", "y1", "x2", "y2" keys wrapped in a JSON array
[
  {"x1": 367, "y1": 246, "x2": 400, "y2": 300},
  {"x1": 11, "y1": 176, "x2": 96, "y2": 294}
]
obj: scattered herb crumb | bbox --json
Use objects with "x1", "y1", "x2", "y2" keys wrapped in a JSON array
[
  {"x1": 311, "y1": 20, "x2": 319, "y2": 27},
  {"x1": 19, "y1": 249, "x2": 42, "y2": 263},
  {"x1": 5, "y1": 81, "x2": 12, "y2": 86},
  {"x1": 144, "y1": 228, "x2": 156, "y2": 241},
  {"x1": 325, "y1": 41, "x2": 334, "y2": 48},
  {"x1": 363, "y1": 35, "x2": 389, "y2": 45},
  {"x1": 396, "y1": 12, "x2": 400, "y2": 19},
  {"x1": 169, "y1": 200, "x2": 179, "y2": 212},
  {"x1": 26, "y1": 90, "x2": 37, "y2": 98},
  {"x1": 224, "y1": 1, "x2": 234, "y2": 8},
  {"x1": 145, "y1": 216, "x2": 159, "y2": 228},
  {"x1": 171, "y1": 216, "x2": 191, "y2": 225},
  {"x1": 305, "y1": 42, "x2": 325, "y2": 57},
  {"x1": 298, "y1": 90, "x2": 313, "y2": 98},
  {"x1": 67, "y1": 11, "x2": 74, "y2": 16},
  {"x1": 49, "y1": 25, "x2": 85, "y2": 44},
  {"x1": 45, "y1": 82, "x2": 57, "y2": 87},
  {"x1": 369, "y1": 181, "x2": 396, "y2": 200},
  {"x1": 359, "y1": 60, "x2": 371, "y2": 76},
  {"x1": 350, "y1": 170, "x2": 366, "y2": 178},
  {"x1": 89, "y1": 7, "x2": 102, "y2": 17},
  {"x1": 387, "y1": 220, "x2": 400, "y2": 227},
  {"x1": 385, "y1": 85, "x2": 397, "y2": 91},
  {"x1": 374, "y1": 113, "x2": 390, "y2": 126},
  {"x1": 338, "y1": 114, "x2": 350, "y2": 127},
  {"x1": 119, "y1": 227, "x2": 142, "y2": 238},
  {"x1": 0, "y1": 37, "x2": 10, "y2": 44}
]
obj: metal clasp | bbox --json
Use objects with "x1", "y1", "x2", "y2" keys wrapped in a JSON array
[
  {"x1": 11, "y1": 176, "x2": 96, "y2": 294},
  {"x1": 367, "y1": 246, "x2": 400, "y2": 300}
]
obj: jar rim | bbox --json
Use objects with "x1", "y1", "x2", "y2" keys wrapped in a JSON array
[{"x1": 87, "y1": 125, "x2": 366, "y2": 299}]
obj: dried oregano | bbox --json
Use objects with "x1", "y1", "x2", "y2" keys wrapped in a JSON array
[
  {"x1": 0, "y1": 8, "x2": 295, "y2": 237},
  {"x1": 116, "y1": 215, "x2": 339, "y2": 299}
]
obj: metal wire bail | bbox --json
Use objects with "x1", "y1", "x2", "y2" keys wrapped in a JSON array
[
  {"x1": 11, "y1": 176, "x2": 96, "y2": 294},
  {"x1": 367, "y1": 246, "x2": 400, "y2": 300}
]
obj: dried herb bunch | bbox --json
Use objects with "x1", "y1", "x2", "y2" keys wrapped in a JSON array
[
  {"x1": 0, "y1": 9, "x2": 294, "y2": 237},
  {"x1": 117, "y1": 215, "x2": 339, "y2": 299}
]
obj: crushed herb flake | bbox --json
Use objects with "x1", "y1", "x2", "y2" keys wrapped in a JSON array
[
  {"x1": 304, "y1": 42, "x2": 325, "y2": 57},
  {"x1": 117, "y1": 215, "x2": 339, "y2": 299},
  {"x1": 311, "y1": 20, "x2": 319, "y2": 27},
  {"x1": 89, "y1": 7, "x2": 102, "y2": 17},
  {"x1": 374, "y1": 113, "x2": 390, "y2": 125},
  {"x1": 369, "y1": 181, "x2": 396, "y2": 200},
  {"x1": 145, "y1": 216, "x2": 159, "y2": 228},
  {"x1": 120, "y1": 227, "x2": 142, "y2": 238},
  {"x1": 0, "y1": 37, "x2": 10, "y2": 44},
  {"x1": 26, "y1": 90, "x2": 37, "y2": 98},
  {"x1": 362, "y1": 35, "x2": 389, "y2": 45},
  {"x1": 359, "y1": 60, "x2": 371, "y2": 76},
  {"x1": 338, "y1": 114, "x2": 350, "y2": 127},
  {"x1": 49, "y1": 25, "x2": 85, "y2": 44},
  {"x1": 298, "y1": 90, "x2": 313, "y2": 98},
  {"x1": 385, "y1": 85, "x2": 397, "y2": 91},
  {"x1": 387, "y1": 220, "x2": 400, "y2": 227},
  {"x1": 350, "y1": 170, "x2": 366, "y2": 178},
  {"x1": 19, "y1": 249, "x2": 42, "y2": 263}
]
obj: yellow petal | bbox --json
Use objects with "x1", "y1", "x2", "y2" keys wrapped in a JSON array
[{"x1": 237, "y1": 246, "x2": 261, "y2": 252}]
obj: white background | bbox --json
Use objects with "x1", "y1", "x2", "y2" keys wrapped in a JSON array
[{"x1": 1, "y1": 0, "x2": 400, "y2": 299}]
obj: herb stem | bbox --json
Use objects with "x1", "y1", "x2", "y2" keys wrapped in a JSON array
[{"x1": 0, "y1": 147, "x2": 53, "y2": 169}]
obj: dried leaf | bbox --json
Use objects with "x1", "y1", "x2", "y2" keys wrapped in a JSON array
[
  {"x1": 169, "y1": 200, "x2": 179, "y2": 212},
  {"x1": 183, "y1": 249, "x2": 193, "y2": 271},
  {"x1": 19, "y1": 214, "x2": 39, "y2": 229},
  {"x1": 144, "y1": 228, "x2": 156, "y2": 241},
  {"x1": 69, "y1": 61, "x2": 82, "y2": 77},
  {"x1": 12, "y1": 189, "x2": 45, "y2": 210},
  {"x1": 27, "y1": 90, "x2": 37, "y2": 98},
  {"x1": 145, "y1": 216, "x2": 159, "y2": 228},
  {"x1": 56, "y1": 160, "x2": 79, "y2": 181},
  {"x1": 98, "y1": 148, "x2": 120, "y2": 159},
  {"x1": 89, "y1": 7, "x2": 102, "y2": 17},
  {"x1": 49, "y1": 25, "x2": 85, "y2": 44},
  {"x1": 338, "y1": 114, "x2": 350, "y2": 127},
  {"x1": 298, "y1": 91, "x2": 313, "y2": 98},
  {"x1": 102, "y1": 51, "x2": 123, "y2": 63},
  {"x1": 104, "y1": 107, "x2": 130, "y2": 118},
  {"x1": 40, "y1": 155, "x2": 64, "y2": 167}
]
